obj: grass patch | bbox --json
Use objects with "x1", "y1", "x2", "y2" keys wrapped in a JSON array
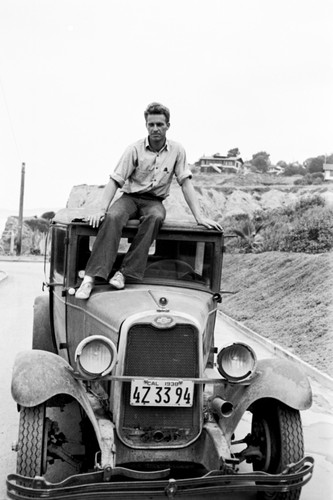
[{"x1": 220, "y1": 251, "x2": 333, "y2": 374}]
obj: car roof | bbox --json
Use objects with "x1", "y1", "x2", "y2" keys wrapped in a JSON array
[{"x1": 52, "y1": 208, "x2": 223, "y2": 236}]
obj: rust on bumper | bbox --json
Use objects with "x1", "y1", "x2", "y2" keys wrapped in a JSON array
[{"x1": 7, "y1": 456, "x2": 314, "y2": 499}]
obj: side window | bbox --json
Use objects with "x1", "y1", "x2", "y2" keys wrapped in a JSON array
[
  {"x1": 51, "y1": 227, "x2": 66, "y2": 282},
  {"x1": 76, "y1": 235, "x2": 93, "y2": 282}
]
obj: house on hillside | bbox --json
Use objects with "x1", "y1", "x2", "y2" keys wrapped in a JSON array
[
  {"x1": 323, "y1": 163, "x2": 333, "y2": 181},
  {"x1": 268, "y1": 165, "x2": 284, "y2": 175},
  {"x1": 195, "y1": 153, "x2": 244, "y2": 174}
]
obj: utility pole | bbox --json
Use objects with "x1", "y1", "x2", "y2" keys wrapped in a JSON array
[{"x1": 16, "y1": 162, "x2": 25, "y2": 256}]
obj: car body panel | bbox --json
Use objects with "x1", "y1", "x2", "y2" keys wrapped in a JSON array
[
  {"x1": 65, "y1": 285, "x2": 215, "y2": 365},
  {"x1": 214, "y1": 358, "x2": 313, "y2": 438}
]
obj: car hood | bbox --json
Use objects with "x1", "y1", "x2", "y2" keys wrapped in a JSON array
[{"x1": 68, "y1": 284, "x2": 214, "y2": 340}]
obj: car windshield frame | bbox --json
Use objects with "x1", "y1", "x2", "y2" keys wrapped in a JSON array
[{"x1": 53, "y1": 220, "x2": 224, "y2": 293}]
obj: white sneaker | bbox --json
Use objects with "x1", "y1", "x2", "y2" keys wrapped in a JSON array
[
  {"x1": 76, "y1": 281, "x2": 94, "y2": 299},
  {"x1": 109, "y1": 271, "x2": 125, "y2": 290}
]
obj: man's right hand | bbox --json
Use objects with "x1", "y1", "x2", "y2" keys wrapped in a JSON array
[{"x1": 85, "y1": 210, "x2": 106, "y2": 228}]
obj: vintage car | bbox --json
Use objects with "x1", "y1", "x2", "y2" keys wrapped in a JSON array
[{"x1": 7, "y1": 209, "x2": 314, "y2": 499}]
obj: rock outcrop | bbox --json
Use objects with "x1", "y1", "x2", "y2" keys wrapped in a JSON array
[{"x1": 0, "y1": 216, "x2": 49, "y2": 255}]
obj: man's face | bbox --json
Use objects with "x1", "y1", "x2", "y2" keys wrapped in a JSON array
[{"x1": 146, "y1": 114, "x2": 170, "y2": 143}]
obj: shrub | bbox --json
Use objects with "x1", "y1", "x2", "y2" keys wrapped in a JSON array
[
  {"x1": 30, "y1": 248, "x2": 41, "y2": 255},
  {"x1": 256, "y1": 215, "x2": 292, "y2": 252},
  {"x1": 294, "y1": 173, "x2": 314, "y2": 185},
  {"x1": 310, "y1": 172, "x2": 324, "y2": 180},
  {"x1": 279, "y1": 206, "x2": 333, "y2": 253},
  {"x1": 25, "y1": 218, "x2": 50, "y2": 233},
  {"x1": 295, "y1": 194, "x2": 326, "y2": 212},
  {"x1": 224, "y1": 196, "x2": 332, "y2": 254},
  {"x1": 231, "y1": 218, "x2": 266, "y2": 253}
]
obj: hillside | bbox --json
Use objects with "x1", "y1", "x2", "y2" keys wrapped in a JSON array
[
  {"x1": 66, "y1": 173, "x2": 333, "y2": 224},
  {"x1": 169, "y1": 172, "x2": 333, "y2": 222},
  {"x1": 220, "y1": 251, "x2": 333, "y2": 375}
]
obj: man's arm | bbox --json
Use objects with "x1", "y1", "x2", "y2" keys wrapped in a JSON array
[
  {"x1": 181, "y1": 178, "x2": 223, "y2": 230},
  {"x1": 87, "y1": 178, "x2": 119, "y2": 228}
]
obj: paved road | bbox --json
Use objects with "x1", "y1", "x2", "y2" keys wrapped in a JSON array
[{"x1": 0, "y1": 260, "x2": 332, "y2": 499}]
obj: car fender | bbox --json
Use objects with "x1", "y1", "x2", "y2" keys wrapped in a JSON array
[
  {"x1": 217, "y1": 358, "x2": 312, "y2": 437},
  {"x1": 11, "y1": 350, "x2": 102, "y2": 444}
]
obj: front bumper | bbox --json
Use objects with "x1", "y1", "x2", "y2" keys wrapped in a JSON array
[{"x1": 7, "y1": 456, "x2": 314, "y2": 499}]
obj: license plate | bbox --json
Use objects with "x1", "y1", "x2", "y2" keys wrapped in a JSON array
[{"x1": 130, "y1": 379, "x2": 194, "y2": 407}]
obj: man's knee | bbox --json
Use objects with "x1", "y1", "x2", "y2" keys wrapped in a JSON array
[
  {"x1": 142, "y1": 212, "x2": 164, "y2": 226},
  {"x1": 105, "y1": 210, "x2": 127, "y2": 225}
]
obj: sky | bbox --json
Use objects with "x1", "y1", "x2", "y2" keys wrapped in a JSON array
[{"x1": 0, "y1": 0, "x2": 332, "y2": 211}]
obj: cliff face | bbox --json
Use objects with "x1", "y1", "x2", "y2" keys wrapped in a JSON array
[
  {"x1": 1, "y1": 174, "x2": 332, "y2": 255},
  {"x1": 66, "y1": 179, "x2": 333, "y2": 223}
]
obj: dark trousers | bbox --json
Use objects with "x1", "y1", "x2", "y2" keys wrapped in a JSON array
[{"x1": 85, "y1": 194, "x2": 166, "y2": 280}]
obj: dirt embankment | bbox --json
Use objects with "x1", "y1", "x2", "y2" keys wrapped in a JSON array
[{"x1": 220, "y1": 251, "x2": 333, "y2": 375}]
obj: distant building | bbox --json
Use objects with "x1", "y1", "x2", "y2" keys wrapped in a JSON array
[
  {"x1": 195, "y1": 153, "x2": 244, "y2": 174},
  {"x1": 268, "y1": 165, "x2": 284, "y2": 175},
  {"x1": 323, "y1": 163, "x2": 333, "y2": 181}
]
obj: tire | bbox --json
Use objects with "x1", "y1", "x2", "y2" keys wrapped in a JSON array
[
  {"x1": 251, "y1": 400, "x2": 304, "y2": 500},
  {"x1": 16, "y1": 404, "x2": 48, "y2": 477}
]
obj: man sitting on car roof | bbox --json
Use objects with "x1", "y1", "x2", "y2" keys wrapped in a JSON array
[{"x1": 76, "y1": 102, "x2": 222, "y2": 299}]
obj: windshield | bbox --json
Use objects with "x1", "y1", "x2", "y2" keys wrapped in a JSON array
[
  {"x1": 74, "y1": 233, "x2": 214, "y2": 289},
  {"x1": 143, "y1": 239, "x2": 213, "y2": 287}
]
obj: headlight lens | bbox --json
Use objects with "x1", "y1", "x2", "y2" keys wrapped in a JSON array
[
  {"x1": 75, "y1": 336, "x2": 117, "y2": 377},
  {"x1": 217, "y1": 343, "x2": 257, "y2": 382}
]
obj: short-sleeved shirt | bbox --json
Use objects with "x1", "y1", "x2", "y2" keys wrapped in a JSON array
[{"x1": 110, "y1": 137, "x2": 192, "y2": 199}]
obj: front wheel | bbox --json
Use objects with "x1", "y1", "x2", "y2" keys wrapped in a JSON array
[
  {"x1": 251, "y1": 400, "x2": 304, "y2": 500},
  {"x1": 16, "y1": 404, "x2": 49, "y2": 477}
]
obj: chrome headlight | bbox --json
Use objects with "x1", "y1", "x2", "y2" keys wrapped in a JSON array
[
  {"x1": 75, "y1": 336, "x2": 117, "y2": 377},
  {"x1": 217, "y1": 343, "x2": 257, "y2": 382}
]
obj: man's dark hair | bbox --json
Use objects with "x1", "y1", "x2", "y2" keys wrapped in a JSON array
[{"x1": 144, "y1": 102, "x2": 170, "y2": 123}]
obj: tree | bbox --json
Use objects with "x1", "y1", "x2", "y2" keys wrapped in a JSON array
[
  {"x1": 283, "y1": 163, "x2": 306, "y2": 176},
  {"x1": 304, "y1": 155, "x2": 325, "y2": 174},
  {"x1": 251, "y1": 151, "x2": 270, "y2": 173},
  {"x1": 41, "y1": 211, "x2": 56, "y2": 220},
  {"x1": 227, "y1": 148, "x2": 240, "y2": 157}
]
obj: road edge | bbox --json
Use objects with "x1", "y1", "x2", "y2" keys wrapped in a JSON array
[
  {"x1": 0, "y1": 270, "x2": 8, "y2": 283},
  {"x1": 219, "y1": 311, "x2": 333, "y2": 390}
]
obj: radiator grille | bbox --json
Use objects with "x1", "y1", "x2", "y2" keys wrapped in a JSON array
[
  {"x1": 125, "y1": 324, "x2": 199, "y2": 378},
  {"x1": 118, "y1": 323, "x2": 201, "y2": 447}
]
